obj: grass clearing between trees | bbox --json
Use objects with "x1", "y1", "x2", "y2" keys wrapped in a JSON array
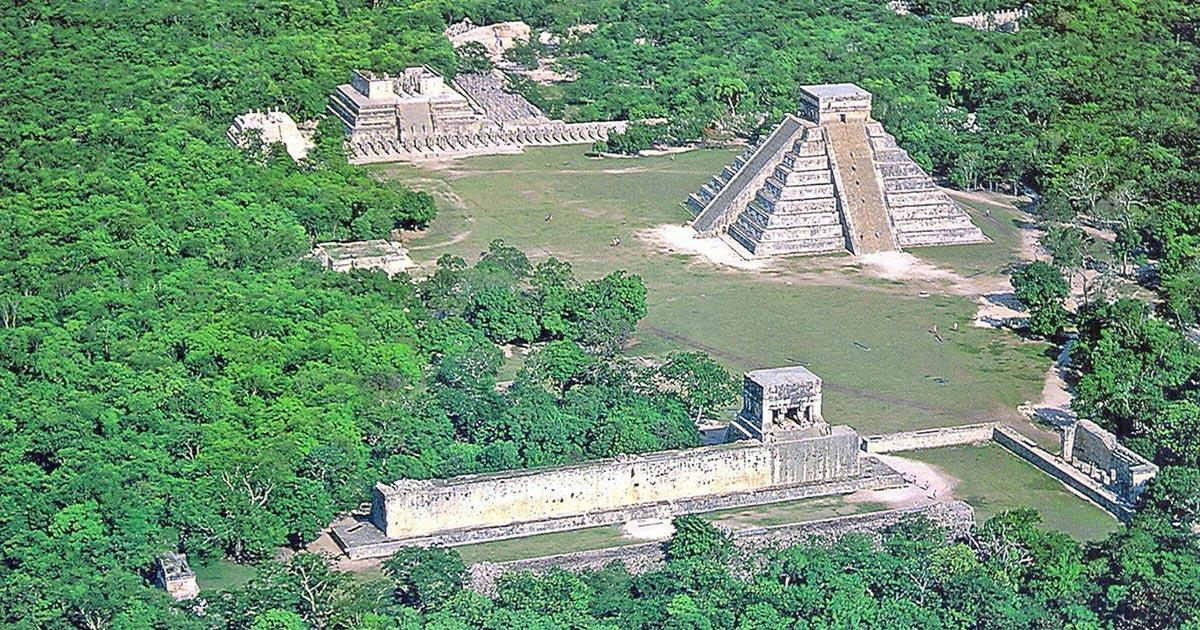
[
  {"x1": 374, "y1": 144, "x2": 1106, "y2": 544},
  {"x1": 452, "y1": 494, "x2": 892, "y2": 564},
  {"x1": 907, "y1": 444, "x2": 1119, "y2": 541}
]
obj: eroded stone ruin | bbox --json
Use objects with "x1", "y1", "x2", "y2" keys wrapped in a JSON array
[
  {"x1": 1061, "y1": 419, "x2": 1159, "y2": 504},
  {"x1": 687, "y1": 84, "x2": 987, "y2": 257},
  {"x1": 154, "y1": 552, "x2": 199, "y2": 601},
  {"x1": 309, "y1": 240, "x2": 415, "y2": 278},
  {"x1": 227, "y1": 109, "x2": 314, "y2": 162},
  {"x1": 328, "y1": 67, "x2": 626, "y2": 163},
  {"x1": 333, "y1": 365, "x2": 913, "y2": 560}
]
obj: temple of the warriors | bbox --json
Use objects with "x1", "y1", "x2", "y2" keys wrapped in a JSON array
[
  {"x1": 333, "y1": 365, "x2": 911, "y2": 559},
  {"x1": 687, "y1": 84, "x2": 987, "y2": 257},
  {"x1": 327, "y1": 67, "x2": 626, "y2": 163}
]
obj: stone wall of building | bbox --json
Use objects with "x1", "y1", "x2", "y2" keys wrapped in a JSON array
[
  {"x1": 1061, "y1": 419, "x2": 1158, "y2": 503},
  {"x1": 373, "y1": 428, "x2": 863, "y2": 540},
  {"x1": 467, "y1": 501, "x2": 975, "y2": 594},
  {"x1": 861, "y1": 423, "x2": 999, "y2": 453},
  {"x1": 992, "y1": 426, "x2": 1133, "y2": 520},
  {"x1": 347, "y1": 120, "x2": 626, "y2": 164}
]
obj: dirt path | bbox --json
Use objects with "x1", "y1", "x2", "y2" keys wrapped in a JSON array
[
  {"x1": 1020, "y1": 341, "x2": 1076, "y2": 429},
  {"x1": 849, "y1": 454, "x2": 958, "y2": 508}
]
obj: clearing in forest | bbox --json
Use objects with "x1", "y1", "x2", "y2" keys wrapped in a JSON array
[{"x1": 373, "y1": 144, "x2": 1104, "y2": 538}]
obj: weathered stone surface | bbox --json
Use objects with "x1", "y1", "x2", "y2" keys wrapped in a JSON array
[
  {"x1": 329, "y1": 68, "x2": 625, "y2": 163},
  {"x1": 309, "y1": 240, "x2": 414, "y2": 277},
  {"x1": 227, "y1": 109, "x2": 314, "y2": 161},
  {"x1": 1061, "y1": 419, "x2": 1158, "y2": 503},
  {"x1": 155, "y1": 552, "x2": 199, "y2": 601},
  {"x1": 466, "y1": 500, "x2": 976, "y2": 595},
  {"x1": 689, "y1": 83, "x2": 987, "y2": 257},
  {"x1": 334, "y1": 366, "x2": 880, "y2": 559}
]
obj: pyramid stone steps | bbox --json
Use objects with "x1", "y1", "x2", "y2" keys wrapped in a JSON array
[
  {"x1": 691, "y1": 115, "x2": 807, "y2": 236},
  {"x1": 890, "y1": 204, "x2": 969, "y2": 220},
  {"x1": 825, "y1": 123, "x2": 895, "y2": 255},
  {"x1": 883, "y1": 176, "x2": 938, "y2": 193},
  {"x1": 897, "y1": 227, "x2": 988, "y2": 247},
  {"x1": 687, "y1": 83, "x2": 987, "y2": 257}
]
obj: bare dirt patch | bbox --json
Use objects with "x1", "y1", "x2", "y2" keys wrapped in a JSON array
[
  {"x1": 851, "y1": 454, "x2": 959, "y2": 508},
  {"x1": 622, "y1": 518, "x2": 675, "y2": 540},
  {"x1": 857, "y1": 251, "x2": 965, "y2": 286},
  {"x1": 641, "y1": 224, "x2": 772, "y2": 271},
  {"x1": 1019, "y1": 342, "x2": 1076, "y2": 428}
]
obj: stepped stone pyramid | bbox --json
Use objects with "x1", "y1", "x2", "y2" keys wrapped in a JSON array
[{"x1": 687, "y1": 84, "x2": 987, "y2": 257}]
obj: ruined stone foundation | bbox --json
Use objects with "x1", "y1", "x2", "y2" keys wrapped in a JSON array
[{"x1": 688, "y1": 83, "x2": 987, "y2": 257}]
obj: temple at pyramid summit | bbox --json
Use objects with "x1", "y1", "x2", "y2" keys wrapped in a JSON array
[{"x1": 687, "y1": 84, "x2": 987, "y2": 257}]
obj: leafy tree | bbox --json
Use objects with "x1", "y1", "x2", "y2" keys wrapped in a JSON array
[
  {"x1": 659, "y1": 352, "x2": 740, "y2": 423},
  {"x1": 383, "y1": 547, "x2": 467, "y2": 610},
  {"x1": 666, "y1": 515, "x2": 733, "y2": 563},
  {"x1": 1011, "y1": 261, "x2": 1071, "y2": 338}
]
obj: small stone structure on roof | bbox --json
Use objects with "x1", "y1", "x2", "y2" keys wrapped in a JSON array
[
  {"x1": 797, "y1": 84, "x2": 874, "y2": 124},
  {"x1": 154, "y1": 552, "x2": 199, "y2": 601},
  {"x1": 310, "y1": 239, "x2": 414, "y2": 277},
  {"x1": 227, "y1": 109, "x2": 314, "y2": 161},
  {"x1": 686, "y1": 83, "x2": 987, "y2": 258},
  {"x1": 728, "y1": 366, "x2": 825, "y2": 442},
  {"x1": 328, "y1": 67, "x2": 625, "y2": 163}
]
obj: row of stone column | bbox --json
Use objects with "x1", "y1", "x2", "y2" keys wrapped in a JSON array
[{"x1": 348, "y1": 121, "x2": 627, "y2": 159}]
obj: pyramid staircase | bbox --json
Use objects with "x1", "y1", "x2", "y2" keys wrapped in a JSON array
[
  {"x1": 866, "y1": 123, "x2": 987, "y2": 247},
  {"x1": 686, "y1": 113, "x2": 986, "y2": 258}
]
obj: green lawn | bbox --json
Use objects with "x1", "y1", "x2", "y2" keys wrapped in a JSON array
[
  {"x1": 194, "y1": 559, "x2": 257, "y2": 592},
  {"x1": 377, "y1": 146, "x2": 1051, "y2": 434},
  {"x1": 456, "y1": 525, "x2": 629, "y2": 565},
  {"x1": 453, "y1": 494, "x2": 890, "y2": 563},
  {"x1": 371, "y1": 145, "x2": 1107, "y2": 547},
  {"x1": 907, "y1": 443, "x2": 1119, "y2": 541}
]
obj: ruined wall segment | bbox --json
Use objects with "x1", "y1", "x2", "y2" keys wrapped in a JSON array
[{"x1": 1061, "y1": 420, "x2": 1158, "y2": 503}]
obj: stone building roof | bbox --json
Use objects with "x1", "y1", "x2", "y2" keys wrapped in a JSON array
[
  {"x1": 799, "y1": 83, "x2": 872, "y2": 101},
  {"x1": 157, "y1": 552, "x2": 195, "y2": 580},
  {"x1": 745, "y1": 365, "x2": 821, "y2": 387},
  {"x1": 314, "y1": 239, "x2": 404, "y2": 260}
]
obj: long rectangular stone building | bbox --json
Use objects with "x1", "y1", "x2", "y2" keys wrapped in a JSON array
[{"x1": 336, "y1": 366, "x2": 881, "y2": 557}]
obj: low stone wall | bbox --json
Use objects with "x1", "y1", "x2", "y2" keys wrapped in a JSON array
[
  {"x1": 467, "y1": 501, "x2": 975, "y2": 595},
  {"x1": 335, "y1": 457, "x2": 901, "y2": 560},
  {"x1": 861, "y1": 423, "x2": 998, "y2": 453},
  {"x1": 992, "y1": 426, "x2": 1133, "y2": 520},
  {"x1": 860, "y1": 422, "x2": 1149, "y2": 522}
]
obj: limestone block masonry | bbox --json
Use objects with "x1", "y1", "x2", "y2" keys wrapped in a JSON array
[
  {"x1": 334, "y1": 365, "x2": 887, "y2": 559},
  {"x1": 467, "y1": 501, "x2": 976, "y2": 595},
  {"x1": 688, "y1": 83, "x2": 988, "y2": 257},
  {"x1": 328, "y1": 67, "x2": 626, "y2": 163},
  {"x1": 862, "y1": 421, "x2": 1158, "y2": 522}
]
